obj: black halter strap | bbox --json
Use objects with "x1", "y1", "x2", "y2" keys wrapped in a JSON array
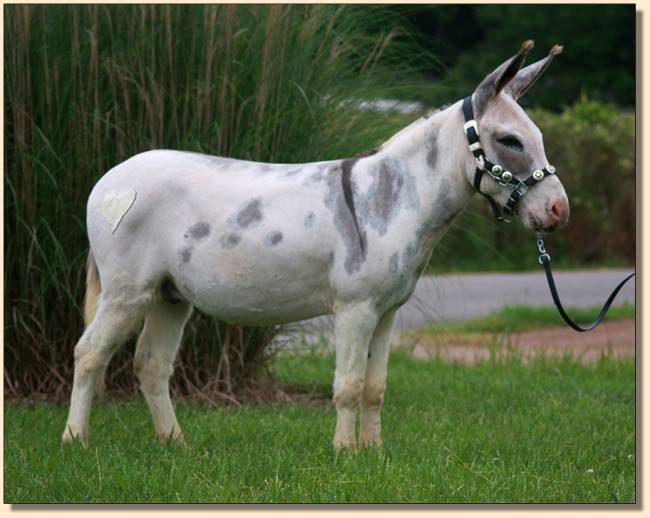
[{"x1": 462, "y1": 96, "x2": 555, "y2": 222}]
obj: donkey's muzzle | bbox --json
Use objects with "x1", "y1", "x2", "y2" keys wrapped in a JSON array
[{"x1": 542, "y1": 197, "x2": 569, "y2": 231}]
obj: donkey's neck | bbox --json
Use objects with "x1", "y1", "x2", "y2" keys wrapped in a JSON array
[{"x1": 375, "y1": 100, "x2": 475, "y2": 247}]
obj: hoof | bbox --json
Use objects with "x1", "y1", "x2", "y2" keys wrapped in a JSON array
[
  {"x1": 359, "y1": 435, "x2": 383, "y2": 449},
  {"x1": 160, "y1": 426, "x2": 185, "y2": 445},
  {"x1": 333, "y1": 438, "x2": 357, "y2": 453},
  {"x1": 62, "y1": 426, "x2": 88, "y2": 447}
]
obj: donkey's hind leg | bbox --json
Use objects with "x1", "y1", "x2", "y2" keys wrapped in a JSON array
[
  {"x1": 63, "y1": 288, "x2": 150, "y2": 445},
  {"x1": 134, "y1": 297, "x2": 193, "y2": 442}
]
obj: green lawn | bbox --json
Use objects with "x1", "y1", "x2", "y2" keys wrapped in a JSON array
[{"x1": 5, "y1": 349, "x2": 635, "y2": 503}]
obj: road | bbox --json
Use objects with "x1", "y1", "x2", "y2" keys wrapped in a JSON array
[
  {"x1": 291, "y1": 269, "x2": 636, "y2": 336},
  {"x1": 393, "y1": 269, "x2": 636, "y2": 331}
]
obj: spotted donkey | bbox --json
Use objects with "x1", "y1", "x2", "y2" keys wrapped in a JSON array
[{"x1": 63, "y1": 41, "x2": 569, "y2": 450}]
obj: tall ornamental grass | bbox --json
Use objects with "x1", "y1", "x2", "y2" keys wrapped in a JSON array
[{"x1": 4, "y1": 4, "x2": 430, "y2": 401}]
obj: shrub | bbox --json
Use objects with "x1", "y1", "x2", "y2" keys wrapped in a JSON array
[{"x1": 529, "y1": 96, "x2": 635, "y2": 263}]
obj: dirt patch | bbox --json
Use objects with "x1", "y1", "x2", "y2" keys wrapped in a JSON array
[{"x1": 398, "y1": 318, "x2": 636, "y2": 365}]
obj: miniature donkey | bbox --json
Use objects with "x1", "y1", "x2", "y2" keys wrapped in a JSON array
[{"x1": 63, "y1": 41, "x2": 569, "y2": 450}]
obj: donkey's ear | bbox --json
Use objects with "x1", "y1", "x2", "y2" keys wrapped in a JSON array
[
  {"x1": 504, "y1": 44, "x2": 563, "y2": 100},
  {"x1": 473, "y1": 40, "x2": 534, "y2": 117}
]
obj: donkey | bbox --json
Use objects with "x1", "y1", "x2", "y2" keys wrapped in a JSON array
[{"x1": 63, "y1": 40, "x2": 569, "y2": 450}]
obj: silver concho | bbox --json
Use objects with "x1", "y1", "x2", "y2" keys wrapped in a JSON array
[
  {"x1": 533, "y1": 169, "x2": 544, "y2": 181},
  {"x1": 547, "y1": 164, "x2": 556, "y2": 174},
  {"x1": 492, "y1": 164, "x2": 503, "y2": 176},
  {"x1": 501, "y1": 171, "x2": 513, "y2": 182}
]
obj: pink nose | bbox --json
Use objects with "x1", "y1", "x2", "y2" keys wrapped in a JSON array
[{"x1": 546, "y1": 198, "x2": 569, "y2": 228}]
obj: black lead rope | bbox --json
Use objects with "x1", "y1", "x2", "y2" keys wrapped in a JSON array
[{"x1": 536, "y1": 234, "x2": 635, "y2": 332}]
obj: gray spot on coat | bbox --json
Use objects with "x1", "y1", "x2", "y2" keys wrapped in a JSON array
[
  {"x1": 394, "y1": 235, "x2": 434, "y2": 310},
  {"x1": 236, "y1": 198, "x2": 263, "y2": 228},
  {"x1": 264, "y1": 231, "x2": 283, "y2": 246},
  {"x1": 180, "y1": 247, "x2": 193, "y2": 263},
  {"x1": 304, "y1": 212, "x2": 316, "y2": 228},
  {"x1": 302, "y1": 164, "x2": 334, "y2": 187},
  {"x1": 426, "y1": 127, "x2": 440, "y2": 170},
  {"x1": 187, "y1": 221, "x2": 211, "y2": 240},
  {"x1": 359, "y1": 158, "x2": 419, "y2": 236},
  {"x1": 431, "y1": 178, "x2": 462, "y2": 230},
  {"x1": 220, "y1": 233, "x2": 241, "y2": 249},
  {"x1": 401, "y1": 225, "x2": 431, "y2": 273},
  {"x1": 402, "y1": 242, "x2": 417, "y2": 270},
  {"x1": 389, "y1": 253, "x2": 399, "y2": 273}
]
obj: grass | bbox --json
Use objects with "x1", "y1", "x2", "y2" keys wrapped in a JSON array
[
  {"x1": 5, "y1": 349, "x2": 635, "y2": 503},
  {"x1": 423, "y1": 303, "x2": 636, "y2": 336}
]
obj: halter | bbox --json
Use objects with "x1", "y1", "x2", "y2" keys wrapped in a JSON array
[{"x1": 462, "y1": 96, "x2": 556, "y2": 222}]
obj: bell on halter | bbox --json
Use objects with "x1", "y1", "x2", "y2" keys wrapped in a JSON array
[
  {"x1": 533, "y1": 169, "x2": 544, "y2": 181},
  {"x1": 501, "y1": 171, "x2": 513, "y2": 182},
  {"x1": 492, "y1": 164, "x2": 503, "y2": 176}
]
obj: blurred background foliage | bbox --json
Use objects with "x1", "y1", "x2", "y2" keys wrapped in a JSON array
[
  {"x1": 388, "y1": 4, "x2": 635, "y2": 111},
  {"x1": 4, "y1": 4, "x2": 635, "y2": 400}
]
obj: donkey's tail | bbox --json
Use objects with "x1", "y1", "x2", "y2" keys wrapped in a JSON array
[{"x1": 84, "y1": 251, "x2": 101, "y2": 327}]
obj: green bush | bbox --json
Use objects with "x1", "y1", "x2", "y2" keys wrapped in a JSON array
[
  {"x1": 430, "y1": 97, "x2": 635, "y2": 272},
  {"x1": 530, "y1": 97, "x2": 635, "y2": 261}
]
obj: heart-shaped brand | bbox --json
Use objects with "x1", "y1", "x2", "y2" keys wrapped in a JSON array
[{"x1": 101, "y1": 189, "x2": 137, "y2": 233}]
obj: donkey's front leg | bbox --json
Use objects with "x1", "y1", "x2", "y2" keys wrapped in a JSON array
[
  {"x1": 332, "y1": 301, "x2": 379, "y2": 452},
  {"x1": 359, "y1": 309, "x2": 396, "y2": 448}
]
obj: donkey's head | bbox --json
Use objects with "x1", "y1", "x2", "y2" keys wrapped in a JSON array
[{"x1": 466, "y1": 40, "x2": 569, "y2": 232}]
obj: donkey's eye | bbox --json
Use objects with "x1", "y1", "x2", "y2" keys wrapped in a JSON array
[{"x1": 497, "y1": 135, "x2": 524, "y2": 152}]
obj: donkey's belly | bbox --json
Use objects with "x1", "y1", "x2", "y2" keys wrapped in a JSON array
[
  {"x1": 190, "y1": 290, "x2": 330, "y2": 326},
  {"x1": 172, "y1": 247, "x2": 334, "y2": 326}
]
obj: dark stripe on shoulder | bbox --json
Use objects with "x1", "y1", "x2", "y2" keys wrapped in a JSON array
[{"x1": 341, "y1": 158, "x2": 366, "y2": 255}]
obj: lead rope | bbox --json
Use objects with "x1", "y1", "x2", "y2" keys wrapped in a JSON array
[{"x1": 536, "y1": 233, "x2": 635, "y2": 332}]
